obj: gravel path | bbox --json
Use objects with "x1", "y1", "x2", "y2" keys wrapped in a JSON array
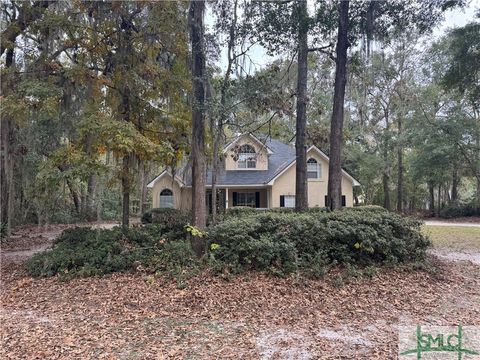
[{"x1": 424, "y1": 220, "x2": 480, "y2": 227}]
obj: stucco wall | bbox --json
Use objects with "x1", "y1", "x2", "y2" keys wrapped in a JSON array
[
  {"x1": 270, "y1": 150, "x2": 354, "y2": 208},
  {"x1": 224, "y1": 137, "x2": 269, "y2": 171},
  {"x1": 151, "y1": 174, "x2": 191, "y2": 211}
]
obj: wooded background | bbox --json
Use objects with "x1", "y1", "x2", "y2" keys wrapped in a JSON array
[{"x1": 1, "y1": 0, "x2": 479, "y2": 238}]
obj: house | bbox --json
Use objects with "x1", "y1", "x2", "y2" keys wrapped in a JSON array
[{"x1": 147, "y1": 134, "x2": 360, "y2": 211}]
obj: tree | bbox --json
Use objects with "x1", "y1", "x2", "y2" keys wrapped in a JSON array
[
  {"x1": 189, "y1": 0, "x2": 207, "y2": 257},
  {"x1": 440, "y1": 20, "x2": 480, "y2": 208},
  {"x1": 1, "y1": 1, "x2": 190, "y2": 230},
  {"x1": 327, "y1": 0, "x2": 349, "y2": 210},
  {"x1": 294, "y1": 0, "x2": 309, "y2": 211}
]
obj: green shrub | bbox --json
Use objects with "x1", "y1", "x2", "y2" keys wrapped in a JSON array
[
  {"x1": 50, "y1": 209, "x2": 81, "y2": 224},
  {"x1": 349, "y1": 205, "x2": 387, "y2": 212},
  {"x1": 151, "y1": 240, "x2": 199, "y2": 274},
  {"x1": 141, "y1": 210, "x2": 153, "y2": 224},
  {"x1": 26, "y1": 225, "x2": 197, "y2": 279},
  {"x1": 208, "y1": 209, "x2": 430, "y2": 274},
  {"x1": 225, "y1": 206, "x2": 258, "y2": 217},
  {"x1": 438, "y1": 202, "x2": 480, "y2": 218},
  {"x1": 140, "y1": 208, "x2": 191, "y2": 239},
  {"x1": 28, "y1": 207, "x2": 431, "y2": 280}
]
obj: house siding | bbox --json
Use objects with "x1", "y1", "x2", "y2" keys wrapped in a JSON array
[
  {"x1": 224, "y1": 137, "x2": 269, "y2": 171},
  {"x1": 151, "y1": 173, "x2": 191, "y2": 211},
  {"x1": 270, "y1": 150, "x2": 354, "y2": 208}
]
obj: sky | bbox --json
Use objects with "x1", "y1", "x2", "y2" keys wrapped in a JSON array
[
  {"x1": 432, "y1": 0, "x2": 479, "y2": 38},
  {"x1": 210, "y1": 0, "x2": 480, "y2": 73}
]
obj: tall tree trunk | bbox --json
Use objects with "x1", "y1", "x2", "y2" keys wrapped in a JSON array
[
  {"x1": 211, "y1": 140, "x2": 219, "y2": 221},
  {"x1": 396, "y1": 116, "x2": 403, "y2": 212},
  {"x1": 211, "y1": 0, "x2": 238, "y2": 223},
  {"x1": 327, "y1": 0, "x2": 349, "y2": 210},
  {"x1": 476, "y1": 107, "x2": 480, "y2": 210},
  {"x1": 67, "y1": 179, "x2": 81, "y2": 215},
  {"x1": 120, "y1": 87, "x2": 131, "y2": 228},
  {"x1": 383, "y1": 172, "x2": 391, "y2": 210},
  {"x1": 121, "y1": 155, "x2": 130, "y2": 227},
  {"x1": 86, "y1": 175, "x2": 96, "y2": 220},
  {"x1": 295, "y1": 0, "x2": 308, "y2": 212},
  {"x1": 437, "y1": 185, "x2": 441, "y2": 215},
  {"x1": 451, "y1": 158, "x2": 459, "y2": 203},
  {"x1": 189, "y1": 0, "x2": 207, "y2": 257},
  {"x1": 428, "y1": 181, "x2": 435, "y2": 214},
  {"x1": 1, "y1": 48, "x2": 16, "y2": 236},
  {"x1": 138, "y1": 159, "x2": 147, "y2": 215},
  {"x1": 382, "y1": 106, "x2": 391, "y2": 210}
]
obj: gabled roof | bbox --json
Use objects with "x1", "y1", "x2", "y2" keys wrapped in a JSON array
[
  {"x1": 223, "y1": 133, "x2": 274, "y2": 155},
  {"x1": 266, "y1": 145, "x2": 361, "y2": 186},
  {"x1": 146, "y1": 170, "x2": 184, "y2": 188},
  {"x1": 147, "y1": 135, "x2": 360, "y2": 188}
]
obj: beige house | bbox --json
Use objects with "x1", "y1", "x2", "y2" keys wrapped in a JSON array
[{"x1": 147, "y1": 134, "x2": 360, "y2": 211}]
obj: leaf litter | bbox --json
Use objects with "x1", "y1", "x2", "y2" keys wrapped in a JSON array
[{"x1": 1, "y1": 226, "x2": 479, "y2": 359}]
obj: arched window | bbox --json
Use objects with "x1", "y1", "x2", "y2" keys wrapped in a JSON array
[
  {"x1": 159, "y1": 189, "x2": 174, "y2": 208},
  {"x1": 307, "y1": 158, "x2": 321, "y2": 179},
  {"x1": 238, "y1": 144, "x2": 256, "y2": 169}
]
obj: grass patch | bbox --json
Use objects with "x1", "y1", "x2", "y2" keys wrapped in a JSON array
[{"x1": 423, "y1": 225, "x2": 480, "y2": 251}]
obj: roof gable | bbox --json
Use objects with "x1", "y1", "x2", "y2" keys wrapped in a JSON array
[
  {"x1": 146, "y1": 170, "x2": 184, "y2": 188},
  {"x1": 223, "y1": 133, "x2": 274, "y2": 155},
  {"x1": 267, "y1": 145, "x2": 361, "y2": 186},
  {"x1": 148, "y1": 137, "x2": 360, "y2": 187}
]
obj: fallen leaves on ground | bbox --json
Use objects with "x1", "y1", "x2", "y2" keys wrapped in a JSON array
[{"x1": 1, "y1": 227, "x2": 479, "y2": 359}]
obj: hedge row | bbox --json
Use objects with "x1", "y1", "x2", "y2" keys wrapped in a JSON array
[
  {"x1": 27, "y1": 225, "x2": 197, "y2": 278},
  {"x1": 27, "y1": 206, "x2": 430, "y2": 278},
  {"x1": 208, "y1": 208, "x2": 429, "y2": 275}
]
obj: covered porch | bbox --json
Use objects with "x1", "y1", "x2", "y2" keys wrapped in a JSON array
[{"x1": 206, "y1": 187, "x2": 271, "y2": 213}]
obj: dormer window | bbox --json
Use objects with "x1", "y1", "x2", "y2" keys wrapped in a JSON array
[
  {"x1": 159, "y1": 189, "x2": 174, "y2": 208},
  {"x1": 307, "y1": 158, "x2": 320, "y2": 179},
  {"x1": 238, "y1": 144, "x2": 256, "y2": 169}
]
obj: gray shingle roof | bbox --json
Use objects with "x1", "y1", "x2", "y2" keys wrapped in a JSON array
[
  {"x1": 182, "y1": 137, "x2": 296, "y2": 186},
  {"x1": 148, "y1": 135, "x2": 360, "y2": 188}
]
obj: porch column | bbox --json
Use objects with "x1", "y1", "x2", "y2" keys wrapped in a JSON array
[{"x1": 225, "y1": 188, "x2": 229, "y2": 209}]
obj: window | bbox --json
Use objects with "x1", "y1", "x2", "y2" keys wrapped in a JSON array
[
  {"x1": 159, "y1": 189, "x2": 174, "y2": 208},
  {"x1": 281, "y1": 195, "x2": 295, "y2": 208},
  {"x1": 324, "y1": 195, "x2": 346, "y2": 207},
  {"x1": 238, "y1": 144, "x2": 256, "y2": 169},
  {"x1": 307, "y1": 158, "x2": 320, "y2": 179},
  {"x1": 236, "y1": 192, "x2": 256, "y2": 207}
]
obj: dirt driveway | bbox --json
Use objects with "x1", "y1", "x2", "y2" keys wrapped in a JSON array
[
  {"x1": 1, "y1": 223, "x2": 479, "y2": 359},
  {"x1": 1, "y1": 222, "x2": 121, "y2": 264}
]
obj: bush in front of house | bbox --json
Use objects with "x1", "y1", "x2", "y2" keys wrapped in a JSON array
[
  {"x1": 208, "y1": 208, "x2": 430, "y2": 275},
  {"x1": 28, "y1": 206, "x2": 430, "y2": 279},
  {"x1": 26, "y1": 225, "x2": 198, "y2": 279},
  {"x1": 438, "y1": 201, "x2": 480, "y2": 218},
  {"x1": 141, "y1": 208, "x2": 191, "y2": 238}
]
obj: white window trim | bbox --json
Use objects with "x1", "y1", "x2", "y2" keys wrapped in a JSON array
[
  {"x1": 307, "y1": 159, "x2": 321, "y2": 179},
  {"x1": 284, "y1": 195, "x2": 295, "y2": 208},
  {"x1": 237, "y1": 144, "x2": 257, "y2": 169},
  {"x1": 159, "y1": 189, "x2": 174, "y2": 208}
]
